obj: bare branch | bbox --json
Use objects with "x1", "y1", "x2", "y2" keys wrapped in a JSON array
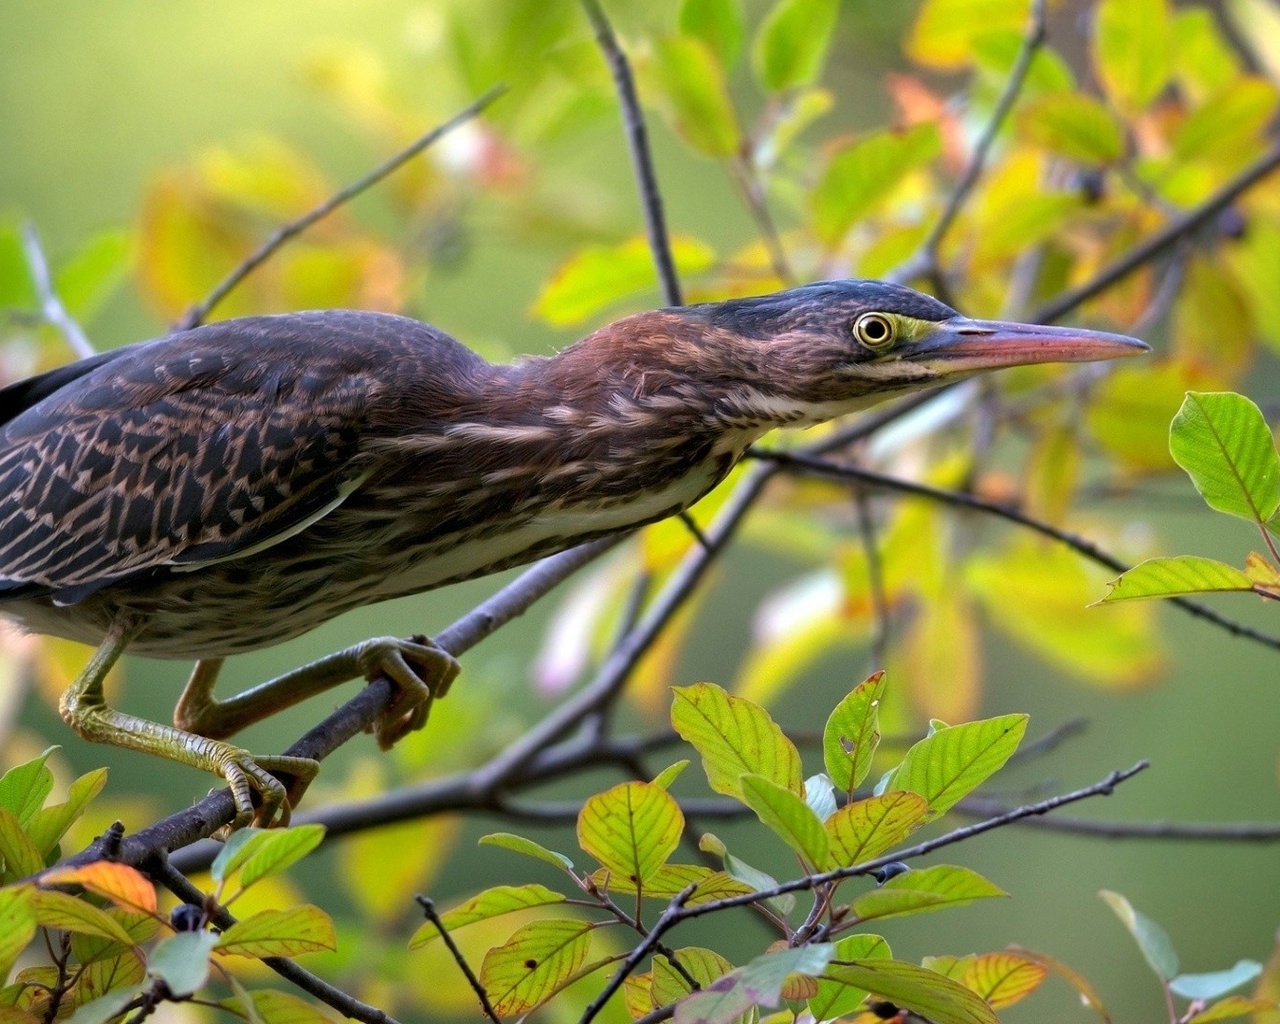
[
  {"x1": 581, "y1": 0, "x2": 682, "y2": 306},
  {"x1": 415, "y1": 896, "x2": 502, "y2": 1024},
  {"x1": 957, "y1": 801, "x2": 1280, "y2": 841},
  {"x1": 754, "y1": 448, "x2": 1280, "y2": 654},
  {"x1": 21, "y1": 221, "x2": 95, "y2": 358},
  {"x1": 180, "y1": 86, "x2": 507, "y2": 330}
]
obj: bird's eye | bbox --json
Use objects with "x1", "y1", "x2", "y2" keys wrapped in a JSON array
[{"x1": 853, "y1": 312, "x2": 896, "y2": 350}]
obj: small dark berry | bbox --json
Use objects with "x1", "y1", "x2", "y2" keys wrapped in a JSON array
[
  {"x1": 872, "y1": 862, "x2": 910, "y2": 884},
  {"x1": 170, "y1": 903, "x2": 204, "y2": 932}
]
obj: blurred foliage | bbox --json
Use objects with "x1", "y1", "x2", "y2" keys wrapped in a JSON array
[{"x1": 5, "y1": 0, "x2": 1280, "y2": 1020}]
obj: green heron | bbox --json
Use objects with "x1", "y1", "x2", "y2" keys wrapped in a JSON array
[{"x1": 0, "y1": 279, "x2": 1146, "y2": 827}]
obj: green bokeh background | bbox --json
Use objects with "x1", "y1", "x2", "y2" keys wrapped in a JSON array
[{"x1": 2, "y1": 2, "x2": 1278, "y2": 1022}]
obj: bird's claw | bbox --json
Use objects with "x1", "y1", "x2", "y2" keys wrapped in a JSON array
[
  {"x1": 355, "y1": 635, "x2": 460, "y2": 750},
  {"x1": 210, "y1": 745, "x2": 319, "y2": 836}
]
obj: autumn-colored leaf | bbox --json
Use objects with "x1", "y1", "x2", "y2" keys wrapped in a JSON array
[{"x1": 42, "y1": 862, "x2": 157, "y2": 916}]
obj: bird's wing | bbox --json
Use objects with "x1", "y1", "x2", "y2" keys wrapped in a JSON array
[{"x1": 0, "y1": 311, "x2": 456, "y2": 604}]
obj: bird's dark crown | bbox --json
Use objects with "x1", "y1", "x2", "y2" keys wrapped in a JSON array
[{"x1": 688, "y1": 279, "x2": 959, "y2": 341}]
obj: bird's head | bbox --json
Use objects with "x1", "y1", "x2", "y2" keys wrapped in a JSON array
[{"x1": 678, "y1": 279, "x2": 1148, "y2": 424}]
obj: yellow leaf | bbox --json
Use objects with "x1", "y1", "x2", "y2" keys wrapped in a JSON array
[
  {"x1": 43, "y1": 862, "x2": 157, "y2": 916},
  {"x1": 961, "y1": 952, "x2": 1049, "y2": 1009},
  {"x1": 480, "y1": 918, "x2": 593, "y2": 1017},
  {"x1": 577, "y1": 781, "x2": 683, "y2": 886},
  {"x1": 671, "y1": 682, "x2": 803, "y2": 796},
  {"x1": 214, "y1": 906, "x2": 337, "y2": 958}
]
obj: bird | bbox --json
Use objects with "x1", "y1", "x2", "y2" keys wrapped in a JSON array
[{"x1": 0, "y1": 279, "x2": 1147, "y2": 828}]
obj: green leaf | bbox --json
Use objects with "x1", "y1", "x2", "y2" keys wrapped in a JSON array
[
  {"x1": 577, "y1": 780, "x2": 684, "y2": 886},
  {"x1": 223, "y1": 989, "x2": 334, "y2": 1024},
  {"x1": 0, "y1": 751, "x2": 55, "y2": 826},
  {"x1": 70, "y1": 948, "x2": 146, "y2": 1009},
  {"x1": 70, "y1": 910, "x2": 161, "y2": 965},
  {"x1": 804, "y1": 774, "x2": 836, "y2": 822},
  {"x1": 409, "y1": 884, "x2": 566, "y2": 948},
  {"x1": 823, "y1": 671, "x2": 885, "y2": 793},
  {"x1": 478, "y1": 832, "x2": 575, "y2": 871},
  {"x1": 235, "y1": 824, "x2": 326, "y2": 892},
  {"x1": 1016, "y1": 92, "x2": 1125, "y2": 164},
  {"x1": 0, "y1": 887, "x2": 36, "y2": 979},
  {"x1": 0, "y1": 808, "x2": 46, "y2": 882},
  {"x1": 53, "y1": 230, "x2": 130, "y2": 321},
  {"x1": 0, "y1": 218, "x2": 38, "y2": 310},
  {"x1": 215, "y1": 906, "x2": 337, "y2": 958},
  {"x1": 652, "y1": 947, "x2": 735, "y2": 1006},
  {"x1": 1170, "y1": 392, "x2": 1280, "y2": 525},
  {"x1": 1101, "y1": 556, "x2": 1255, "y2": 602},
  {"x1": 1169, "y1": 960, "x2": 1262, "y2": 1000},
  {"x1": 699, "y1": 837, "x2": 795, "y2": 916},
  {"x1": 532, "y1": 236, "x2": 716, "y2": 327},
  {"x1": 652, "y1": 760, "x2": 691, "y2": 790},
  {"x1": 210, "y1": 827, "x2": 270, "y2": 885},
  {"x1": 587, "y1": 863, "x2": 754, "y2": 905},
  {"x1": 812, "y1": 124, "x2": 940, "y2": 246},
  {"x1": 751, "y1": 0, "x2": 838, "y2": 92},
  {"x1": 1174, "y1": 7, "x2": 1240, "y2": 101},
  {"x1": 1187, "y1": 995, "x2": 1280, "y2": 1023},
  {"x1": 824, "y1": 791, "x2": 929, "y2": 868},
  {"x1": 148, "y1": 931, "x2": 219, "y2": 997},
  {"x1": 1094, "y1": 0, "x2": 1172, "y2": 112},
  {"x1": 1099, "y1": 889, "x2": 1180, "y2": 980},
  {"x1": 962, "y1": 952, "x2": 1048, "y2": 1009},
  {"x1": 821, "y1": 959, "x2": 999, "y2": 1024},
  {"x1": 808, "y1": 934, "x2": 891, "y2": 1020},
  {"x1": 674, "y1": 945, "x2": 836, "y2": 1024},
  {"x1": 650, "y1": 36, "x2": 741, "y2": 157},
  {"x1": 851, "y1": 865, "x2": 1006, "y2": 922},
  {"x1": 24, "y1": 768, "x2": 108, "y2": 859},
  {"x1": 480, "y1": 919, "x2": 593, "y2": 1017},
  {"x1": 671, "y1": 682, "x2": 803, "y2": 798},
  {"x1": 881, "y1": 715, "x2": 1027, "y2": 819},
  {"x1": 65, "y1": 984, "x2": 147, "y2": 1024},
  {"x1": 679, "y1": 0, "x2": 745, "y2": 69},
  {"x1": 907, "y1": 0, "x2": 1029, "y2": 70},
  {"x1": 29, "y1": 890, "x2": 137, "y2": 945},
  {"x1": 1173, "y1": 78, "x2": 1278, "y2": 164},
  {"x1": 739, "y1": 774, "x2": 829, "y2": 868}
]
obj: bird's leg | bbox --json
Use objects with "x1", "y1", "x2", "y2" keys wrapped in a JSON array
[
  {"x1": 175, "y1": 635, "x2": 460, "y2": 754},
  {"x1": 60, "y1": 617, "x2": 318, "y2": 830}
]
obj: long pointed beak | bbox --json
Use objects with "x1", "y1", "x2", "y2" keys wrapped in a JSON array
[{"x1": 910, "y1": 316, "x2": 1150, "y2": 372}]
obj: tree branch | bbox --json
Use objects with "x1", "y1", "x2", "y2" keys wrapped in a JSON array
[
  {"x1": 415, "y1": 896, "x2": 502, "y2": 1024},
  {"x1": 21, "y1": 221, "x2": 95, "y2": 358}
]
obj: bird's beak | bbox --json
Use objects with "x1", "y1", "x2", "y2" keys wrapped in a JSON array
[{"x1": 909, "y1": 316, "x2": 1150, "y2": 372}]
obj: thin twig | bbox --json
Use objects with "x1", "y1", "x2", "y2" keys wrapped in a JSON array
[
  {"x1": 754, "y1": 448, "x2": 1280, "y2": 654},
  {"x1": 730, "y1": 157, "x2": 794, "y2": 284},
  {"x1": 179, "y1": 86, "x2": 507, "y2": 330},
  {"x1": 888, "y1": 0, "x2": 1047, "y2": 293},
  {"x1": 150, "y1": 857, "x2": 401, "y2": 1024},
  {"x1": 580, "y1": 0, "x2": 682, "y2": 306},
  {"x1": 21, "y1": 222, "x2": 95, "y2": 358},
  {"x1": 415, "y1": 896, "x2": 502, "y2": 1024},
  {"x1": 957, "y1": 800, "x2": 1280, "y2": 841}
]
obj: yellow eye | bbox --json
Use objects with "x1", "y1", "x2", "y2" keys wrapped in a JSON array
[{"x1": 853, "y1": 312, "x2": 896, "y2": 350}]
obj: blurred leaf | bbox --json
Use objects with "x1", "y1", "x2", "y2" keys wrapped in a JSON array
[
  {"x1": 1006, "y1": 946, "x2": 1111, "y2": 1021},
  {"x1": 896, "y1": 589, "x2": 981, "y2": 725},
  {"x1": 824, "y1": 791, "x2": 928, "y2": 868},
  {"x1": 851, "y1": 865, "x2": 1006, "y2": 923},
  {"x1": 1087, "y1": 360, "x2": 1218, "y2": 472},
  {"x1": 737, "y1": 606, "x2": 861, "y2": 707},
  {"x1": 0, "y1": 218, "x2": 38, "y2": 310},
  {"x1": 0, "y1": 750, "x2": 54, "y2": 826},
  {"x1": 42, "y1": 862, "x2": 157, "y2": 915},
  {"x1": 671, "y1": 682, "x2": 803, "y2": 797},
  {"x1": 970, "y1": 152, "x2": 1077, "y2": 272},
  {"x1": 197, "y1": 137, "x2": 329, "y2": 220},
  {"x1": 24, "y1": 768, "x2": 107, "y2": 859},
  {"x1": 215, "y1": 906, "x2": 337, "y2": 958},
  {"x1": 480, "y1": 918, "x2": 593, "y2": 1017},
  {"x1": 479, "y1": 832, "x2": 575, "y2": 871},
  {"x1": 679, "y1": 0, "x2": 745, "y2": 69},
  {"x1": 751, "y1": 0, "x2": 838, "y2": 92},
  {"x1": 1169, "y1": 391, "x2": 1280, "y2": 525},
  {"x1": 809, "y1": 934, "x2": 891, "y2": 1020},
  {"x1": 812, "y1": 124, "x2": 940, "y2": 246},
  {"x1": 1174, "y1": 7, "x2": 1241, "y2": 102},
  {"x1": 1225, "y1": 219, "x2": 1280, "y2": 352},
  {"x1": 760, "y1": 87, "x2": 835, "y2": 166},
  {"x1": 53, "y1": 230, "x2": 130, "y2": 322},
  {"x1": 1094, "y1": 0, "x2": 1172, "y2": 112},
  {"x1": 533, "y1": 235, "x2": 715, "y2": 327},
  {"x1": 962, "y1": 952, "x2": 1048, "y2": 1009},
  {"x1": 342, "y1": 811, "x2": 456, "y2": 924},
  {"x1": 28, "y1": 890, "x2": 136, "y2": 945},
  {"x1": 0, "y1": 888, "x2": 36, "y2": 979},
  {"x1": 236, "y1": 824, "x2": 326, "y2": 893},
  {"x1": 1170, "y1": 961, "x2": 1263, "y2": 1000},
  {"x1": 819, "y1": 959, "x2": 998, "y2": 1024},
  {"x1": 652, "y1": 947, "x2": 735, "y2": 1008},
  {"x1": 1225, "y1": 0, "x2": 1280, "y2": 83},
  {"x1": 1101, "y1": 556, "x2": 1254, "y2": 602},
  {"x1": 882, "y1": 715, "x2": 1026, "y2": 819},
  {"x1": 1016, "y1": 93, "x2": 1125, "y2": 164},
  {"x1": 674, "y1": 945, "x2": 835, "y2": 1024},
  {"x1": 649, "y1": 36, "x2": 741, "y2": 157},
  {"x1": 149, "y1": 931, "x2": 219, "y2": 997},
  {"x1": 410, "y1": 884, "x2": 566, "y2": 948},
  {"x1": 65, "y1": 984, "x2": 146, "y2": 1024},
  {"x1": 739, "y1": 774, "x2": 828, "y2": 867},
  {"x1": 1174, "y1": 258, "x2": 1254, "y2": 380},
  {"x1": 823, "y1": 671, "x2": 885, "y2": 793},
  {"x1": 908, "y1": 0, "x2": 1030, "y2": 71},
  {"x1": 1099, "y1": 889, "x2": 1179, "y2": 979},
  {"x1": 1025, "y1": 424, "x2": 1081, "y2": 523},
  {"x1": 588, "y1": 863, "x2": 754, "y2": 904},
  {"x1": 1174, "y1": 77, "x2": 1277, "y2": 166},
  {"x1": 966, "y1": 539, "x2": 1164, "y2": 686},
  {"x1": 972, "y1": 33, "x2": 1075, "y2": 92},
  {"x1": 1186, "y1": 995, "x2": 1280, "y2": 1022},
  {"x1": 223, "y1": 989, "x2": 335, "y2": 1024},
  {"x1": 577, "y1": 780, "x2": 684, "y2": 885}
]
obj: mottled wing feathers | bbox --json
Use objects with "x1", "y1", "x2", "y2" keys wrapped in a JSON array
[{"x1": 0, "y1": 311, "x2": 461, "y2": 603}]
